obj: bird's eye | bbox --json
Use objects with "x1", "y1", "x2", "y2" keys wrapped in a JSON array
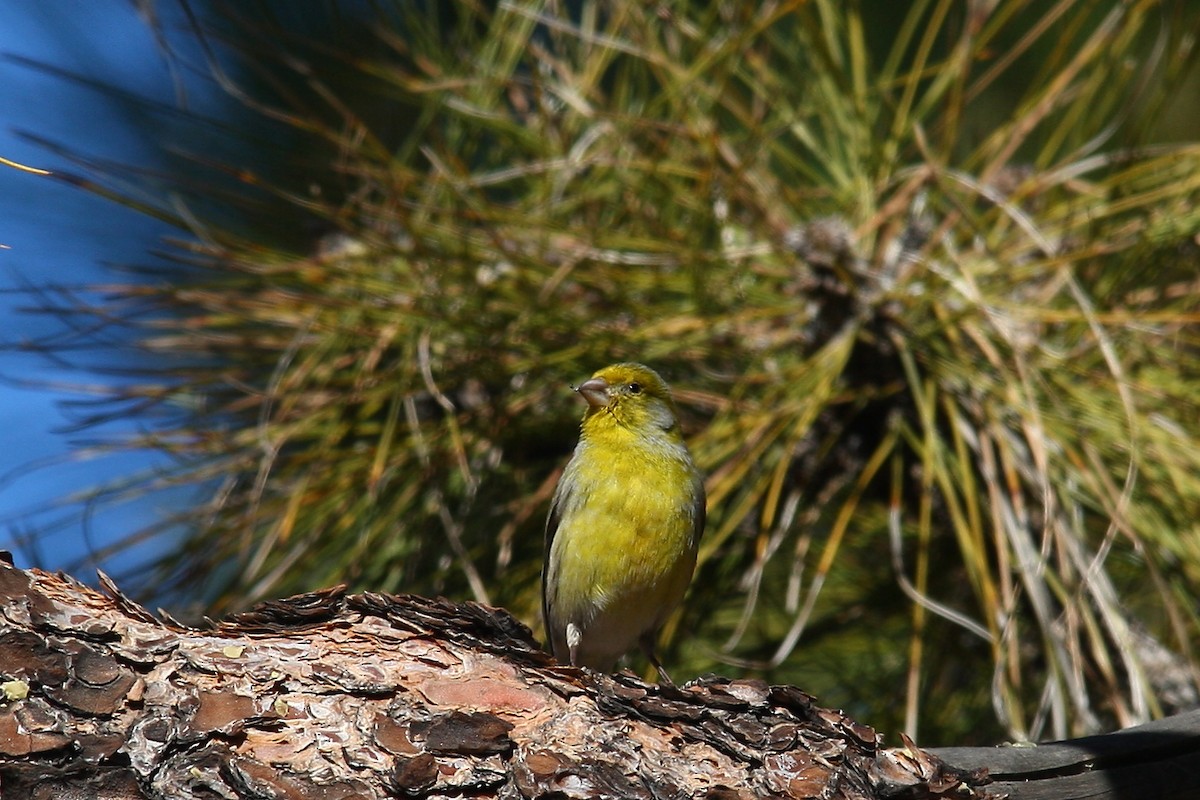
[{"x1": 627, "y1": 382, "x2": 642, "y2": 394}]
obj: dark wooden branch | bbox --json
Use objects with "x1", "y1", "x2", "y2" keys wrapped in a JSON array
[
  {"x1": 0, "y1": 558, "x2": 983, "y2": 799},
  {"x1": 930, "y1": 710, "x2": 1200, "y2": 800}
]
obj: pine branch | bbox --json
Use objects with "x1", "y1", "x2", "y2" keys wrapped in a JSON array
[{"x1": 0, "y1": 557, "x2": 981, "y2": 799}]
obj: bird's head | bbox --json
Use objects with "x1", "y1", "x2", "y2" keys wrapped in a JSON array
[{"x1": 573, "y1": 362, "x2": 681, "y2": 436}]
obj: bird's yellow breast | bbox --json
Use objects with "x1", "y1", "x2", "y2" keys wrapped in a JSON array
[{"x1": 555, "y1": 443, "x2": 698, "y2": 595}]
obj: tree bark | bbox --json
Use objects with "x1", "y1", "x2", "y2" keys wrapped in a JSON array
[
  {"x1": 0, "y1": 557, "x2": 984, "y2": 799},
  {"x1": 6, "y1": 555, "x2": 1200, "y2": 800}
]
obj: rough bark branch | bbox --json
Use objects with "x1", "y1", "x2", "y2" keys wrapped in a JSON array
[
  {"x1": 0, "y1": 557, "x2": 982, "y2": 799},
  {"x1": 7, "y1": 553, "x2": 1200, "y2": 799}
]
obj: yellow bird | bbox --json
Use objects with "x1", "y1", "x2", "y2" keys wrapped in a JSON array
[{"x1": 542, "y1": 363, "x2": 705, "y2": 683}]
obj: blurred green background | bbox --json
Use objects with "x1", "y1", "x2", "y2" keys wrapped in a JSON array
[{"x1": 5, "y1": 0, "x2": 1200, "y2": 747}]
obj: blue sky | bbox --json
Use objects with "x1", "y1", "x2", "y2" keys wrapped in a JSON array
[{"x1": 0, "y1": 5, "x2": 204, "y2": 586}]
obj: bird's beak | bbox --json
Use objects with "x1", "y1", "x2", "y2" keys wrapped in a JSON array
[{"x1": 574, "y1": 376, "x2": 610, "y2": 408}]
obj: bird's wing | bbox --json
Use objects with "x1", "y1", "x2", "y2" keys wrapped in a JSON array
[{"x1": 541, "y1": 473, "x2": 567, "y2": 652}]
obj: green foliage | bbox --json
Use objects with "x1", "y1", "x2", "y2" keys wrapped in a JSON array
[{"x1": 23, "y1": 0, "x2": 1200, "y2": 743}]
